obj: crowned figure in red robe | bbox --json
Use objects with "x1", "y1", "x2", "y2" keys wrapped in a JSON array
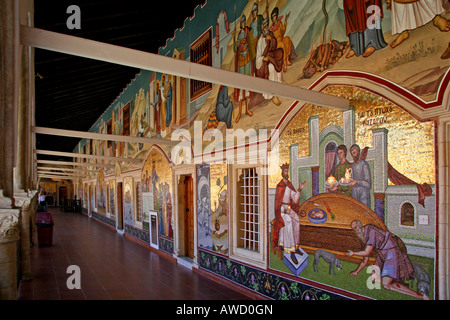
[{"x1": 271, "y1": 163, "x2": 307, "y2": 262}]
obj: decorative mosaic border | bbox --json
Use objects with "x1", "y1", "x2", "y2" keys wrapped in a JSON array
[
  {"x1": 123, "y1": 224, "x2": 174, "y2": 256},
  {"x1": 92, "y1": 211, "x2": 116, "y2": 228},
  {"x1": 198, "y1": 249, "x2": 350, "y2": 301},
  {"x1": 158, "y1": 237, "x2": 174, "y2": 255},
  {"x1": 125, "y1": 224, "x2": 149, "y2": 243}
]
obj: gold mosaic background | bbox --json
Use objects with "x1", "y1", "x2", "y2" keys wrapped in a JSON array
[
  {"x1": 39, "y1": 182, "x2": 57, "y2": 195},
  {"x1": 209, "y1": 163, "x2": 228, "y2": 210},
  {"x1": 141, "y1": 149, "x2": 173, "y2": 190},
  {"x1": 269, "y1": 86, "x2": 435, "y2": 188},
  {"x1": 123, "y1": 177, "x2": 133, "y2": 205}
]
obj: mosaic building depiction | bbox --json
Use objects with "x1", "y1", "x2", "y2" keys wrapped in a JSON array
[{"x1": 71, "y1": 0, "x2": 450, "y2": 300}]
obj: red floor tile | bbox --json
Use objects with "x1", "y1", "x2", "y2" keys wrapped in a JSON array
[{"x1": 18, "y1": 207, "x2": 252, "y2": 300}]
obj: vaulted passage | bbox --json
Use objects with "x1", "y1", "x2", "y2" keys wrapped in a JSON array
[{"x1": 2, "y1": 0, "x2": 449, "y2": 302}]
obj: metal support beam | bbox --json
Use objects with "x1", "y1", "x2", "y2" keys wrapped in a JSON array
[
  {"x1": 36, "y1": 166, "x2": 98, "y2": 174},
  {"x1": 37, "y1": 175, "x2": 79, "y2": 180},
  {"x1": 36, "y1": 168, "x2": 91, "y2": 175},
  {"x1": 36, "y1": 159, "x2": 115, "y2": 169},
  {"x1": 31, "y1": 126, "x2": 186, "y2": 147},
  {"x1": 37, "y1": 171, "x2": 90, "y2": 178},
  {"x1": 34, "y1": 149, "x2": 142, "y2": 164},
  {"x1": 20, "y1": 26, "x2": 349, "y2": 110}
]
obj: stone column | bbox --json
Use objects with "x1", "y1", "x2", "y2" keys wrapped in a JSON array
[
  {"x1": 0, "y1": 0, "x2": 17, "y2": 202},
  {"x1": 0, "y1": 0, "x2": 34, "y2": 300},
  {"x1": 438, "y1": 115, "x2": 450, "y2": 300},
  {"x1": 289, "y1": 116, "x2": 319, "y2": 190},
  {"x1": 14, "y1": 191, "x2": 38, "y2": 280},
  {"x1": 0, "y1": 209, "x2": 20, "y2": 300}
]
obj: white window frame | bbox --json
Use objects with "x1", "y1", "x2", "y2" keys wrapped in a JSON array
[
  {"x1": 172, "y1": 164, "x2": 198, "y2": 266},
  {"x1": 399, "y1": 200, "x2": 417, "y2": 229},
  {"x1": 229, "y1": 163, "x2": 267, "y2": 269},
  {"x1": 134, "y1": 180, "x2": 143, "y2": 228}
]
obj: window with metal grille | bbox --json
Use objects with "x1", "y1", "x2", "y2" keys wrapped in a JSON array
[
  {"x1": 123, "y1": 102, "x2": 130, "y2": 136},
  {"x1": 136, "y1": 182, "x2": 143, "y2": 222},
  {"x1": 237, "y1": 168, "x2": 260, "y2": 252},
  {"x1": 190, "y1": 28, "x2": 212, "y2": 100}
]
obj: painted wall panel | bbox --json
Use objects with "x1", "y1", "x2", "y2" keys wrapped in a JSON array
[{"x1": 73, "y1": 0, "x2": 448, "y2": 300}]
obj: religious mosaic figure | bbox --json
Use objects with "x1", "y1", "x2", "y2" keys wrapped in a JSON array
[
  {"x1": 343, "y1": 0, "x2": 387, "y2": 58},
  {"x1": 248, "y1": 1, "x2": 267, "y2": 75},
  {"x1": 349, "y1": 144, "x2": 372, "y2": 207},
  {"x1": 388, "y1": 0, "x2": 450, "y2": 48},
  {"x1": 160, "y1": 74, "x2": 167, "y2": 134},
  {"x1": 347, "y1": 220, "x2": 429, "y2": 300},
  {"x1": 329, "y1": 144, "x2": 352, "y2": 196},
  {"x1": 271, "y1": 163, "x2": 307, "y2": 262},
  {"x1": 255, "y1": 16, "x2": 283, "y2": 106},
  {"x1": 215, "y1": 86, "x2": 234, "y2": 129},
  {"x1": 233, "y1": 14, "x2": 253, "y2": 123},
  {"x1": 269, "y1": 6, "x2": 296, "y2": 72},
  {"x1": 164, "y1": 74, "x2": 173, "y2": 130},
  {"x1": 152, "y1": 81, "x2": 161, "y2": 135}
]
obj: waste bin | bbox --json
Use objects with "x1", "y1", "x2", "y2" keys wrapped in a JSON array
[{"x1": 35, "y1": 212, "x2": 54, "y2": 247}]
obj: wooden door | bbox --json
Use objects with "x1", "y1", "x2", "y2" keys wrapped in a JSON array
[
  {"x1": 117, "y1": 182, "x2": 124, "y2": 229},
  {"x1": 184, "y1": 176, "x2": 194, "y2": 258},
  {"x1": 59, "y1": 186, "x2": 67, "y2": 206}
]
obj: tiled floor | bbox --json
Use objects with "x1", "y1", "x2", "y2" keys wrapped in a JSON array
[{"x1": 18, "y1": 208, "x2": 252, "y2": 300}]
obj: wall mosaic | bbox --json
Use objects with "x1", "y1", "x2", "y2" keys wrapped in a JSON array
[
  {"x1": 123, "y1": 177, "x2": 134, "y2": 225},
  {"x1": 72, "y1": 0, "x2": 447, "y2": 300},
  {"x1": 198, "y1": 249, "x2": 349, "y2": 300},
  {"x1": 96, "y1": 171, "x2": 107, "y2": 215},
  {"x1": 197, "y1": 163, "x2": 229, "y2": 254},
  {"x1": 92, "y1": 211, "x2": 116, "y2": 229},
  {"x1": 267, "y1": 86, "x2": 436, "y2": 300},
  {"x1": 75, "y1": 0, "x2": 449, "y2": 161},
  {"x1": 125, "y1": 224, "x2": 150, "y2": 243},
  {"x1": 141, "y1": 148, "x2": 173, "y2": 239}
]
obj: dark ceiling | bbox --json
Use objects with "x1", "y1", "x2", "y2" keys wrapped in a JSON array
[{"x1": 34, "y1": 0, "x2": 206, "y2": 161}]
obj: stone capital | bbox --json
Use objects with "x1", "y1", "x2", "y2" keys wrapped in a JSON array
[
  {"x1": 0, "y1": 209, "x2": 20, "y2": 243},
  {"x1": 13, "y1": 189, "x2": 37, "y2": 210},
  {"x1": 0, "y1": 191, "x2": 13, "y2": 209}
]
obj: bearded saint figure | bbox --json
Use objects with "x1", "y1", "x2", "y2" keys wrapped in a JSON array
[{"x1": 347, "y1": 220, "x2": 429, "y2": 300}]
